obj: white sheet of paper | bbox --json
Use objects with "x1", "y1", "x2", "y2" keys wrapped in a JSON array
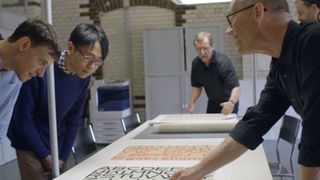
[
  {"x1": 148, "y1": 114, "x2": 239, "y2": 133},
  {"x1": 149, "y1": 114, "x2": 237, "y2": 125}
]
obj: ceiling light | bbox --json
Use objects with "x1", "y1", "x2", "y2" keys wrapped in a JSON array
[{"x1": 171, "y1": 0, "x2": 232, "y2": 5}]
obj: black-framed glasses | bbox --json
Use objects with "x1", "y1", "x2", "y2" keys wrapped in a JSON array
[
  {"x1": 226, "y1": 4, "x2": 255, "y2": 27},
  {"x1": 195, "y1": 46, "x2": 212, "y2": 53},
  {"x1": 78, "y1": 48, "x2": 103, "y2": 66}
]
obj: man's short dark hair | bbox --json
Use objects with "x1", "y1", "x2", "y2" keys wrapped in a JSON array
[
  {"x1": 302, "y1": 0, "x2": 320, "y2": 8},
  {"x1": 8, "y1": 19, "x2": 60, "y2": 60},
  {"x1": 69, "y1": 24, "x2": 109, "y2": 61}
]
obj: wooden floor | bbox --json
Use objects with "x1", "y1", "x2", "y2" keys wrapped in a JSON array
[{"x1": 0, "y1": 141, "x2": 299, "y2": 180}]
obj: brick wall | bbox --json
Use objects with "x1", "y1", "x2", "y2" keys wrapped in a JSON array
[
  {"x1": 1, "y1": 0, "x2": 42, "y2": 18},
  {"x1": 51, "y1": 0, "x2": 92, "y2": 48},
  {"x1": 100, "y1": 6, "x2": 175, "y2": 119},
  {"x1": 14, "y1": 0, "x2": 298, "y2": 121}
]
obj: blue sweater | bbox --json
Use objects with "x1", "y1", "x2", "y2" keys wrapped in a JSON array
[{"x1": 7, "y1": 63, "x2": 90, "y2": 161}]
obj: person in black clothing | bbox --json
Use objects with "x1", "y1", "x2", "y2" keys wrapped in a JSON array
[
  {"x1": 170, "y1": 0, "x2": 320, "y2": 179},
  {"x1": 295, "y1": 0, "x2": 320, "y2": 22},
  {"x1": 188, "y1": 32, "x2": 240, "y2": 115}
]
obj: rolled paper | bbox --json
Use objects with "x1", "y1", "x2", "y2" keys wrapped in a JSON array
[{"x1": 152, "y1": 119, "x2": 239, "y2": 133}]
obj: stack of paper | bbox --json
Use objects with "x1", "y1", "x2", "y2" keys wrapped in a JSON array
[{"x1": 149, "y1": 114, "x2": 239, "y2": 133}]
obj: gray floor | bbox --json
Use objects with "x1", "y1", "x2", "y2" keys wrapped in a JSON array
[
  {"x1": 0, "y1": 159, "x2": 20, "y2": 180},
  {"x1": 0, "y1": 141, "x2": 299, "y2": 180}
]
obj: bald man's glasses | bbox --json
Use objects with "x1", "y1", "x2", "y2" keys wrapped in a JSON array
[{"x1": 226, "y1": 4, "x2": 255, "y2": 27}]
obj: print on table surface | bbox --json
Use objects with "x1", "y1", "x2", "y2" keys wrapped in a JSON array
[
  {"x1": 112, "y1": 145, "x2": 216, "y2": 160},
  {"x1": 83, "y1": 166, "x2": 214, "y2": 180}
]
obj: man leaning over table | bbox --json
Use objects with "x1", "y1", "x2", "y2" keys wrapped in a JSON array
[
  {"x1": 7, "y1": 23, "x2": 109, "y2": 180},
  {"x1": 170, "y1": 0, "x2": 320, "y2": 179},
  {"x1": 188, "y1": 32, "x2": 240, "y2": 115},
  {"x1": 0, "y1": 19, "x2": 59, "y2": 141}
]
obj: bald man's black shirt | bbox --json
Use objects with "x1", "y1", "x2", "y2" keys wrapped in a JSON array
[{"x1": 230, "y1": 20, "x2": 320, "y2": 167}]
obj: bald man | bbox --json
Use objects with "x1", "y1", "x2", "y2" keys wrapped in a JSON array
[{"x1": 170, "y1": 0, "x2": 320, "y2": 179}]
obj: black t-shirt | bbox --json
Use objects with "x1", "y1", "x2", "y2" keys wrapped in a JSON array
[{"x1": 191, "y1": 50, "x2": 239, "y2": 104}]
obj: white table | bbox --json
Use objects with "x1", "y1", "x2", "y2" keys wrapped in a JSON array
[{"x1": 54, "y1": 114, "x2": 272, "y2": 180}]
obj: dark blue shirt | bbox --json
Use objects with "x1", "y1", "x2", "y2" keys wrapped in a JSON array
[{"x1": 230, "y1": 21, "x2": 320, "y2": 166}]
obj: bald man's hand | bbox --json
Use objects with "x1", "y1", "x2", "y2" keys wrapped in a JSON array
[{"x1": 169, "y1": 166, "x2": 204, "y2": 180}]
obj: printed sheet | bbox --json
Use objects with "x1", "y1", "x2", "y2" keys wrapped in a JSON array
[
  {"x1": 111, "y1": 145, "x2": 216, "y2": 160},
  {"x1": 83, "y1": 166, "x2": 214, "y2": 180}
]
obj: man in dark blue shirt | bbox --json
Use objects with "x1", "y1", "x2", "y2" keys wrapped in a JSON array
[
  {"x1": 188, "y1": 32, "x2": 240, "y2": 115},
  {"x1": 170, "y1": 0, "x2": 320, "y2": 179}
]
